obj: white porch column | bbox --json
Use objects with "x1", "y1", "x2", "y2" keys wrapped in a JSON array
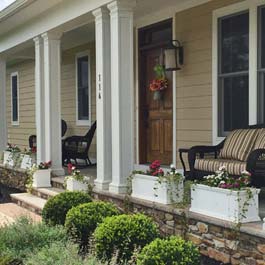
[
  {"x1": 108, "y1": 0, "x2": 135, "y2": 194},
  {"x1": 33, "y1": 36, "x2": 45, "y2": 164},
  {"x1": 0, "y1": 59, "x2": 7, "y2": 152},
  {"x1": 93, "y1": 7, "x2": 112, "y2": 190},
  {"x1": 41, "y1": 32, "x2": 64, "y2": 175}
]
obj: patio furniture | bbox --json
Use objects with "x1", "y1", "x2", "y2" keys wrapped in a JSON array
[
  {"x1": 63, "y1": 121, "x2": 96, "y2": 167},
  {"x1": 28, "y1": 119, "x2": 67, "y2": 149},
  {"x1": 184, "y1": 124, "x2": 265, "y2": 187}
]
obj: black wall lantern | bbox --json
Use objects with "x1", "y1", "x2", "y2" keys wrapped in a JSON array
[{"x1": 163, "y1": 40, "x2": 184, "y2": 71}]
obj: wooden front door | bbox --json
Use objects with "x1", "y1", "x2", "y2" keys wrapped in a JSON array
[{"x1": 139, "y1": 20, "x2": 173, "y2": 165}]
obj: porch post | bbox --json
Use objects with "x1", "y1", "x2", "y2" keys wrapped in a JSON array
[
  {"x1": 93, "y1": 7, "x2": 112, "y2": 190},
  {"x1": 0, "y1": 58, "x2": 7, "y2": 152},
  {"x1": 108, "y1": 0, "x2": 135, "y2": 194},
  {"x1": 41, "y1": 32, "x2": 64, "y2": 175},
  {"x1": 33, "y1": 36, "x2": 45, "y2": 163}
]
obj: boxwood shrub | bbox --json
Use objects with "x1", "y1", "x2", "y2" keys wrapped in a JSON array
[
  {"x1": 94, "y1": 214, "x2": 159, "y2": 262},
  {"x1": 65, "y1": 201, "x2": 119, "y2": 246},
  {"x1": 137, "y1": 236, "x2": 200, "y2": 265},
  {"x1": 42, "y1": 191, "x2": 92, "y2": 225}
]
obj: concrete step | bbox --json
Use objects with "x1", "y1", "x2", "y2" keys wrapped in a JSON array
[
  {"x1": 51, "y1": 176, "x2": 65, "y2": 190},
  {"x1": 0, "y1": 203, "x2": 41, "y2": 226},
  {"x1": 10, "y1": 193, "x2": 47, "y2": 215},
  {"x1": 31, "y1": 187, "x2": 65, "y2": 200}
]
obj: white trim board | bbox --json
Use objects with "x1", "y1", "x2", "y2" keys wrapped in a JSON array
[
  {"x1": 10, "y1": 71, "x2": 19, "y2": 126},
  {"x1": 212, "y1": 0, "x2": 265, "y2": 145},
  {"x1": 75, "y1": 50, "x2": 92, "y2": 126}
]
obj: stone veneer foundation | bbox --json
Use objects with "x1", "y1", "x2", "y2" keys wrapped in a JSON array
[{"x1": 93, "y1": 189, "x2": 265, "y2": 265}]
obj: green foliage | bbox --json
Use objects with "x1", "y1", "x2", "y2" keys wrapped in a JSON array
[
  {"x1": 65, "y1": 201, "x2": 119, "y2": 246},
  {"x1": 94, "y1": 214, "x2": 159, "y2": 263},
  {"x1": 0, "y1": 255, "x2": 22, "y2": 265},
  {"x1": 137, "y1": 236, "x2": 200, "y2": 265},
  {"x1": 0, "y1": 217, "x2": 68, "y2": 262},
  {"x1": 42, "y1": 191, "x2": 92, "y2": 225}
]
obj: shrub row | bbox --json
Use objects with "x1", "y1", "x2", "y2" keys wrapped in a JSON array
[{"x1": 39, "y1": 191, "x2": 200, "y2": 264}]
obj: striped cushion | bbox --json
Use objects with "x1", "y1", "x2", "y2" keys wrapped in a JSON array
[
  {"x1": 253, "y1": 129, "x2": 265, "y2": 149},
  {"x1": 219, "y1": 129, "x2": 259, "y2": 161},
  {"x1": 194, "y1": 158, "x2": 246, "y2": 176}
]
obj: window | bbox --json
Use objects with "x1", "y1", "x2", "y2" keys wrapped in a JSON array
[
  {"x1": 218, "y1": 12, "x2": 249, "y2": 136},
  {"x1": 76, "y1": 52, "x2": 91, "y2": 125},
  {"x1": 258, "y1": 6, "x2": 265, "y2": 123},
  {"x1": 11, "y1": 72, "x2": 19, "y2": 125}
]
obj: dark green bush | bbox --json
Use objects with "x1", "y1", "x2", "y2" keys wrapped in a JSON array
[
  {"x1": 0, "y1": 217, "x2": 68, "y2": 262},
  {"x1": 94, "y1": 214, "x2": 159, "y2": 263},
  {"x1": 65, "y1": 201, "x2": 119, "y2": 246},
  {"x1": 137, "y1": 236, "x2": 200, "y2": 265},
  {"x1": 42, "y1": 191, "x2": 92, "y2": 225}
]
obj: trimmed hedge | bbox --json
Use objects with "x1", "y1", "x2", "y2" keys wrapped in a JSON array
[
  {"x1": 137, "y1": 236, "x2": 200, "y2": 265},
  {"x1": 65, "y1": 201, "x2": 119, "y2": 246},
  {"x1": 94, "y1": 214, "x2": 159, "y2": 262},
  {"x1": 42, "y1": 191, "x2": 92, "y2": 226}
]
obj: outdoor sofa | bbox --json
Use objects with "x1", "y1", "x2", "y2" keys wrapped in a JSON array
[{"x1": 187, "y1": 124, "x2": 265, "y2": 187}]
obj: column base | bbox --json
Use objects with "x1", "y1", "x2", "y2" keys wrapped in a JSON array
[
  {"x1": 52, "y1": 167, "x2": 65, "y2": 176},
  {"x1": 109, "y1": 183, "x2": 128, "y2": 194},
  {"x1": 94, "y1": 180, "x2": 110, "y2": 191}
]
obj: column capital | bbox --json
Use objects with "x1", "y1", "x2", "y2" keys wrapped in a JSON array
[
  {"x1": 92, "y1": 6, "x2": 109, "y2": 20},
  {"x1": 41, "y1": 31, "x2": 63, "y2": 41},
  {"x1": 107, "y1": 0, "x2": 136, "y2": 13}
]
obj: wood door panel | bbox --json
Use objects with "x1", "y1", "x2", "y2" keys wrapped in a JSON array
[
  {"x1": 164, "y1": 119, "x2": 173, "y2": 152},
  {"x1": 149, "y1": 119, "x2": 160, "y2": 151}
]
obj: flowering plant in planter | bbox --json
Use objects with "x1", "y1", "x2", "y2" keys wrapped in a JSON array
[
  {"x1": 149, "y1": 64, "x2": 168, "y2": 101},
  {"x1": 64, "y1": 164, "x2": 91, "y2": 192},
  {"x1": 131, "y1": 160, "x2": 184, "y2": 204},
  {"x1": 191, "y1": 166, "x2": 260, "y2": 223},
  {"x1": 1, "y1": 143, "x2": 21, "y2": 167},
  {"x1": 201, "y1": 166, "x2": 251, "y2": 190},
  {"x1": 19, "y1": 148, "x2": 37, "y2": 170},
  {"x1": 26, "y1": 161, "x2": 52, "y2": 192}
]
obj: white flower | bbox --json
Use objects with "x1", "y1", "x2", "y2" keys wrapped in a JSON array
[
  {"x1": 170, "y1": 164, "x2": 175, "y2": 169},
  {"x1": 219, "y1": 165, "x2": 226, "y2": 171},
  {"x1": 219, "y1": 181, "x2": 225, "y2": 184}
]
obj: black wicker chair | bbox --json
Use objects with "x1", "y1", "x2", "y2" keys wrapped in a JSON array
[
  {"x1": 63, "y1": 121, "x2": 96, "y2": 167},
  {"x1": 28, "y1": 119, "x2": 68, "y2": 149},
  {"x1": 186, "y1": 124, "x2": 265, "y2": 188}
]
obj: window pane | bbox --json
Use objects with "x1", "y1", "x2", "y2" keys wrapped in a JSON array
[
  {"x1": 260, "y1": 7, "x2": 265, "y2": 68},
  {"x1": 12, "y1": 75, "x2": 18, "y2": 122},
  {"x1": 219, "y1": 75, "x2": 249, "y2": 133},
  {"x1": 220, "y1": 12, "x2": 249, "y2": 74},
  {"x1": 77, "y1": 56, "x2": 89, "y2": 121}
]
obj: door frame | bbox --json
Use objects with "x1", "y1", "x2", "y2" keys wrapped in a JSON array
[{"x1": 135, "y1": 16, "x2": 177, "y2": 167}]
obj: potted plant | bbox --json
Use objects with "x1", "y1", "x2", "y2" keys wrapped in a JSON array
[
  {"x1": 2, "y1": 143, "x2": 21, "y2": 167},
  {"x1": 65, "y1": 163, "x2": 90, "y2": 192},
  {"x1": 30, "y1": 161, "x2": 52, "y2": 188},
  {"x1": 149, "y1": 64, "x2": 168, "y2": 101},
  {"x1": 131, "y1": 161, "x2": 184, "y2": 204},
  {"x1": 190, "y1": 167, "x2": 260, "y2": 223},
  {"x1": 20, "y1": 147, "x2": 36, "y2": 170}
]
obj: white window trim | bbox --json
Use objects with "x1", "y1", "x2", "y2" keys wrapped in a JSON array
[
  {"x1": 212, "y1": 0, "x2": 265, "y2": 145},
  {"x1": 10, "y1": 71, "x2": 19, "y2": 126},
  {"x1": 75, "y1": 50, "x2": 91, "y2": 126}
]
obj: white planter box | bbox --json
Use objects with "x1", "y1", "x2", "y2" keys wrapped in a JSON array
[
  {"x1": 32, "y1": 169, "x2": 51, "y2": 188},
  {"x1": 20, "y1": 154, "x2": 32, "y2": 170},
  {"x1": 66, "y1": 178, "x2": 88, "y2": 192},
  {"x1": 3, "y1": 151, "x2": 14, "y2": 167},
  {"x1": 131, "y1": 173, "x2": 184, "y2": 204},
  {"x1": 190, "y1": 184, "x2": 261, "y2": 223}
]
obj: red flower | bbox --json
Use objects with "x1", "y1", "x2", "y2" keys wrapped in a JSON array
[
  {"x1": 31, "y1": 147, "x2": 37, "y2": 153},
  {"x1": 67, "y1": 163, "x2": 73, "y2": 174}
]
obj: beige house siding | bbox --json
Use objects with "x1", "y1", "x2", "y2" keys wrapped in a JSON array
[
  {"x1": 6, "y1": 42, "x2": 96, "y2": 158},
  {"x1": 175, "y1": 0, "x2": 243, "y2": 167},
  {"x1": 6, "y1": 60, "x2": 36, "y2": 149}
]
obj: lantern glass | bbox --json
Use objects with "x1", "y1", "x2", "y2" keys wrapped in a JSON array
[{"x1": 164, "y1": 48, "x2": 177, "y2": 70}]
